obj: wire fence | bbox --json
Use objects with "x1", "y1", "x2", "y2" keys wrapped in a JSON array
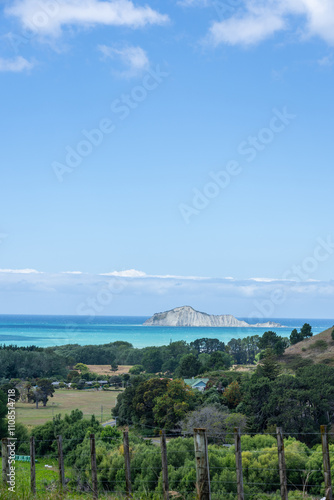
[{"x1": 1, "y1": 426, "x2": 333, "y2": 499}]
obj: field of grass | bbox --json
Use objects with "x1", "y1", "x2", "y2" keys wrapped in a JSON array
[
  {"x1": 86, "y1": 365, "x2": 132, "y2": 376},
  {"x1": 16, "y1": 389, "x2": 122, "y2": 427}
]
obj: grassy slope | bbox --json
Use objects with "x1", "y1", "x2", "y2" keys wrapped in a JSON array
[
  {"x1": 282, "y1": 326, "x2": 334, "y2": 366},
  {"x1": 16, "y1": 389, "x2": 121, "y2": 427}
]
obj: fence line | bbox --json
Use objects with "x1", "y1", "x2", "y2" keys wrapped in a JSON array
[{"x1": 1, "y1": 426, "x2": 333, "y2": 499}]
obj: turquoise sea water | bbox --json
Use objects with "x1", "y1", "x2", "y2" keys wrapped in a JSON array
[{"x1": 0, "y1": 315, "x2": 333, "y2": 348}]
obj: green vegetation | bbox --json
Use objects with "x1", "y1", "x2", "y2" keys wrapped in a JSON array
[
  {"x1": 28, "y1": 379, "x2": 55, "y2": 408},
  {"x1": 0, "y1": 390, "x2": 7, "y2": 438},
  {"x1": 0, "y1": 332, "x2": 291, "y2": 384},
  {"x1": 3, "y1": 428, "x2": 331, "y2": 499},
  {"x1": 290, "y1": 323, "x2": 313, "y2": 345},
  {"x1": 258, "y1": 331, "x2": 289, "y2": 356},
  {"x1": 0, "y1": 347, "x2": 67, "y2": 379},
  {"x1": 1, "y1": 325, "x2": 334, "y2": 498},
  {"x1": 309, "y1": 339, "x2": 328, "y2": 351}
]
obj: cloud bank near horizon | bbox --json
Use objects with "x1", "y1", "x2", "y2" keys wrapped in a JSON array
[{"x1": 0, "y1": 269, "x2": 333, "y2": 318}]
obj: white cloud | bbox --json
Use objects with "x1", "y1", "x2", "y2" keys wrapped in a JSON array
[
  {"x1": 318, "y1": 54, "x2": 334, "y2": 66},
  {"x1": 1, "y1": 269, "x2": 334, "y2": 317},
  {"x1": 61, "y1": 271, "x2": 83, "y2": 274},
  {"x1": 0, "y1": 268, "x2": 41, "y2": 274},
  {"x1": 207, "y1": 0, "x2": 334, "y2": 47},
  {"x1": 98, "y1": 44, "x2": 149, "y2": 76},
  {"x1": 209, "y1": 11, "x2": 285, "y2": 46},
  {"x1": 6, "y1": 0, "x2": 169, "y2": 38},
  {"x1": 0, "y1": 56, "x2": 34, "y2": 72},
  {"x1": 250, "y1": 277, "x2": 280, "y2": 283},
  {"x1": 177, "y1": 0, "x2": 210, "y2": 6},
  {"x1": 101, "y1": 269, "x2": 211, "y2": 279},
  {"x1": 102, "y1": 269, "x2": 147, "y2": 277}
]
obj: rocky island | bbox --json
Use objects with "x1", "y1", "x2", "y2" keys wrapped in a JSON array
[{"x1": 144, "y1": 306, "x2": 282, "y2": 328}]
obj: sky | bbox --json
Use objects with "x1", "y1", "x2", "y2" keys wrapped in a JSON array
[{"x1": 0, "y1": 0, "x2": 334, "y2": 317}]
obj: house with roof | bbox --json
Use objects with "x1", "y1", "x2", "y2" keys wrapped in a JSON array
[{"x1": 183, "y1": 378, "x2": 209, "y2": 392}]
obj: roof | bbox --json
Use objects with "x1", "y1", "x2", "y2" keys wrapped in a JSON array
[{"x1": 184, "y1": 378, "x2": 209, "y2": 387}]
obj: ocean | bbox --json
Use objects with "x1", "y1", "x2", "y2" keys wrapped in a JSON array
[{"x1": 0, "y1": 315, "x2": 333, "y2": 349}]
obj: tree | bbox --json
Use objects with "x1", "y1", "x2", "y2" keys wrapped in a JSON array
[
  {"x1": 112, "y1": 376, "x2": 146, "y2": 425},
  {"x1": 162, "y1": 341, "x2": 191, "y2": 373},
  {"x1": 180, "y1": 405, "x2": 245, "y2": 442},
  {"x1": 132, "y1": 378, "x2": 169, "y2": 427},
  {"x1": 111, "y1": 361, "x2": 118, "y2": 372},
  {"x1": 0, "y1": 349, "x2": 67, "y2": 379},
  {"x1": 100, "y1": 425, "x2": 122, "y2": 441},
  {"x1": 290, "y1": 324, "x2": 313, "y2": 345},
  {"x1": 223, "y1": 381, "x2": 242, "y2": 409},
  {"x1": 256, "y1": 349, "x2": 280, "y2": 380},
  {"x1": 110, "y1": 352, "x2": 118, "y2": 372},
  {"x1": 28, "y1": 379, "x2": 55, "y2": 408},
  {"x1": 176, "y1": 353, "x2": 202, "y2": 378},
  {"x1": 142, "y1": 347, "x2": 163, "y2": 373},
  {"x1": 290, "y1": 328, "x2": 304, "y2": 345},
  {"x1": 67, "y1": 370, "x2": 80, "y2": 383},
  {"x1": 241, "y1": 335, "x2": 260, "y2": 364},
  {"x1": 300, "y1": 323, "x2": 313, "y2": 339},
  {"x1": 203, "y1": 351, "x2": 233, "y2": 371},
  {"x1": 240, "y1": 376, "x2": 273, "y2": 433},
  {"x1": 153, "y1": 380, "x2": 197, "y2": 430},
  {"x1": 227, "y1": 338, "x2": 247, "y2": 364},
  {"x1": 241, "y1": 364, "x2": 334, "y2": 443},
  {"x1": 332, "y1": 327, "x2": 334, "y2": 341},
  {"x1": 129, "y1": 365, "x2": 144, "y2": 375},
  {"x1": 190, "y1": 338, "x2": 225, "y2": 354},
  {"x1": 74, "y1": 363, "x2": 89, "y2": 373},
  {"x1": 258, "y1": 331, "x2": 288, "y2": 356},
  {"x1": 109, "y1": 375, "x2": 122, "y2": 388},
  {"x1": 15, "y1": 381, "x2": 30, "y2": 402}
]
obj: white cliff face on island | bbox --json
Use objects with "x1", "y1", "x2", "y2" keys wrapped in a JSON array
[{"x1": 143, "y1": 306, "x2": 282, "y2": 328}]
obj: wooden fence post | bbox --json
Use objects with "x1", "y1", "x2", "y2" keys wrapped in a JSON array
[
  {"x1": 321, "y1": 425, "x2": 333, "y2": 500},
  {"x1": 160, "y1": 430, "x2": 169, "y2": 500},
  {"x1": 57, "y1": 435, "x2": 65, "y2": 493},
  {"x1": 90, "y1": 434, "x2": 98, "y2": 500},
  {"x1": 276, "y1": 427, "x2": 288, "y2": 500},
  {"x1": 234, "y1": 428, "x2": 244, "y2": 500},
  {"x1": 193, "y1": 428, "x2": 211, "y2": 500},
  {"x1": 30, "y1": 436, "x2": 36, "y2": 495},
  {"x1": 2, "y1": 438, "x2": 9, "y2": 485},
  {"x1": 123, "y1": 430, "x2": 132, "y2": 498}
]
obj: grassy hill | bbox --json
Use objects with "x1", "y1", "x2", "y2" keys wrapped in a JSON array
[{"x1": 282, "y1": 325, "x2": 334, "y2": 369}]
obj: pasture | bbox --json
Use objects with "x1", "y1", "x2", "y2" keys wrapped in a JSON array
[
  {"x1": 86, "y1": 364, "x2": 132, "y2": 375},
  {"x1": 16, "y1": 389, "x2": 122, "y2": 427}
]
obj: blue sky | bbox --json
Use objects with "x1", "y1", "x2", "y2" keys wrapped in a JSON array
[{"x1": 0, "y1": 0, "x2": 334, "y2": 317}]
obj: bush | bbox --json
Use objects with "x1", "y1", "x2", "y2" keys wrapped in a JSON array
[
  {"x1": 129, "y1": 365, "x2": 144, "y2": 375},
  {"x1": 309, "y1": 339, "x2": 328, "y2": 351}
]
